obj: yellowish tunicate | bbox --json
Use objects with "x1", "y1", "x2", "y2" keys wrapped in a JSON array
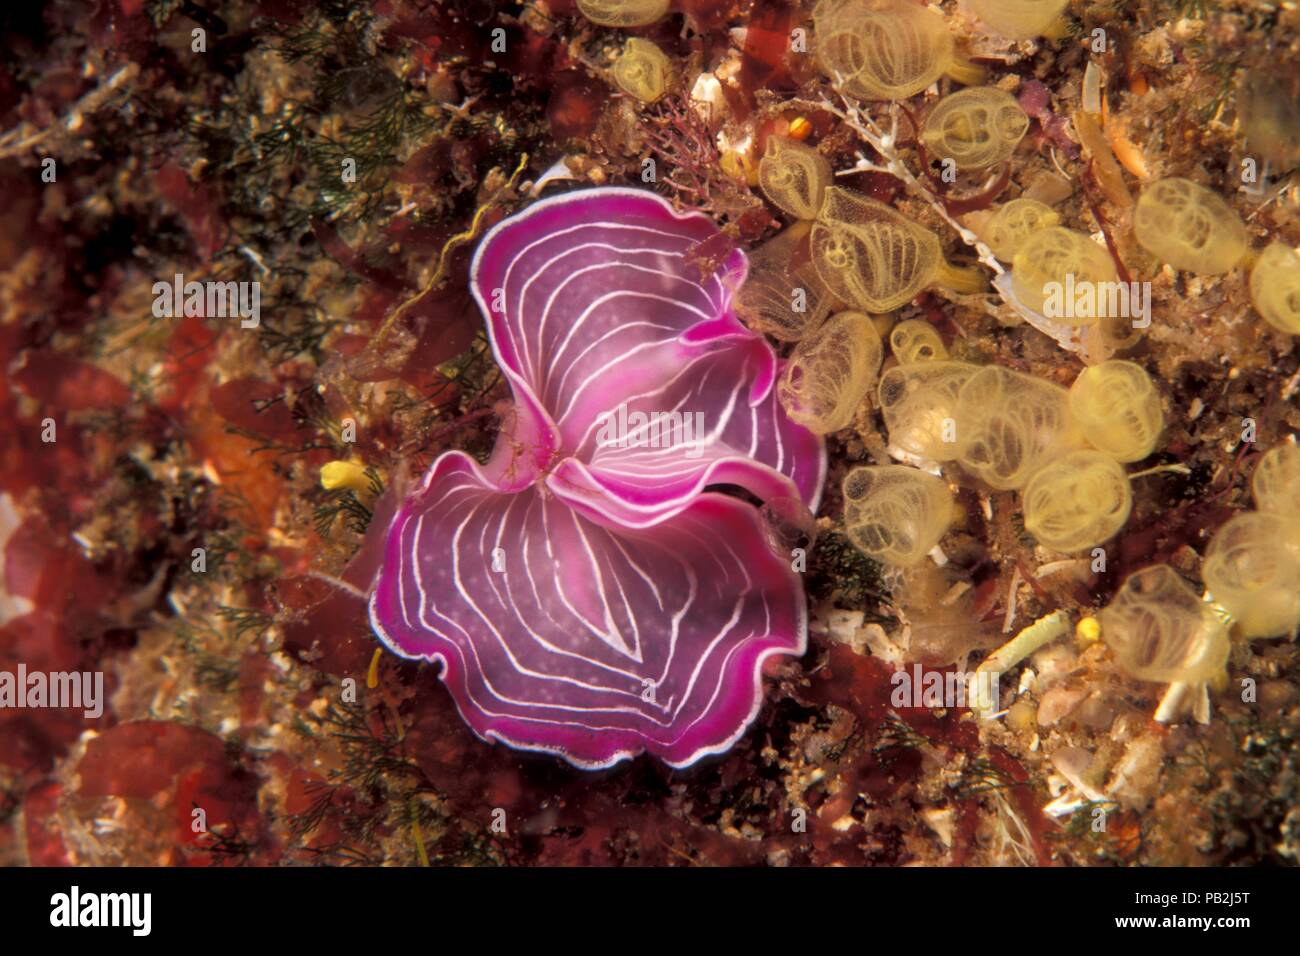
[
  {"x1": 843, "y1": 465, "x2": 956, "y2": 567},
  {"x1": 1251, "y1": 443, "x2": 1300, "y2": 518},
  {"x1": 1133, "y1": 177, "x2": 1249, "y2": 275},
  {"x1": 759, "y1": 136, "x2": 833, "y2": 222},
  {"x1": 611, "y1": 38, "x2": 671, "y2": 103},
  {"x1": 1011, "y1": 227, "x2": 1119, "y2": 324},
  {"x1": 1067, "y1": 360, "x2": 1164, "y2": 463},
  {"x1": 921, "y1": 87, "x2": 1030, "y2": 171},
  {"x1": 961, "y1": 0, "x2": 1071, "y2": 40},
  {"x1": 1099, "y1": 564, "x2": 1230, "y2": 684},
  {"x1": 878, "y1": 360, "x2": 978, "y2": 461},
  {"x1": 1249, "y1": 242, "x2": 1300, "y2": 335},
  {"x1": 577, "y1": 0, "x2": 669, "y2": 27},
  {"x1": 811, "y1": 187, "x2": 986, "y2": 313},
  {"x1": 956, "y1": 365, "x2": 1084, "y2": 490},
  {"x1": 777, "y1": 311, "x2": 884, "y2": 433},
  {"x1": 813, "y1": 0, "x2": 984, "y2": 101},
  {"x1": 1202, "y1": 513, "x2": 1300, "y2": 639},
  {"x1": 976, "y1": 198, "x2": 1061, "y2": 261},
  {"x1": 734, "y1": 223, "x2": 834, "y2": 341},
  {"x1": 1238, "y1": 68, "x2": 1300, "y2": 169},
  {"x1": 1022, "y1": 449, "x2": 1133, "y2": 552},
  {"x1": 889, "y1": 319, "x2": 948, "y2": 364}
]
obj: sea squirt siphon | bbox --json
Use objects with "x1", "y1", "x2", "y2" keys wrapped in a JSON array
[{"x1": 889, "y1": 319, "x2": 948, "y2": 364}]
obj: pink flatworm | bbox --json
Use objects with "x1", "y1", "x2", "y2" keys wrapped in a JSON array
[{"x1": 368, "y1": 187, "x2": 826, "y2": 768}]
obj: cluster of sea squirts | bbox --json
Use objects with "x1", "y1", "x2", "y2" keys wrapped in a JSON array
[{"x1": 578, "y1": 0, "x2": 1300, "y2": 722}]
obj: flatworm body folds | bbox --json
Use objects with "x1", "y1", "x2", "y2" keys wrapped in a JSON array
[{"x1": 370, "y1": 187, "x2": 827, "y2": 770}]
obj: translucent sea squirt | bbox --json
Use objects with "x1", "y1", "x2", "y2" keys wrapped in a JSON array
[
  {"x1": 1011, "y1": 227, "x2": 1119, "y2": 324},
  {"x1": 1202, "y1": 513, "x2": 1300, "y2": 639},
  {"x1": 961, "y1": 0, "x2": 1071, "y2": 40},
  {"x1": 921, "y1": 87, "x2": 1030, "y2": 171},
  {"x1": 1099, "y1": 564, "x2": 1230, "y2": 685},
  {"x1": 1251, "y1": 443, "x2": 1300, "y2": 518},
  {"x1": 367, "y1": 188, "x2": 826, "y2": 769},
  {"x1": 1067, "y1": 360, "x2": 1164, "y2": 463},
  {"x1": 1238, "y1": 67, "x2": 1300, "y2": 169},
  {"x1": 974, "y1": 198, "x2": 1060, "y2": 261},
  {"x1": 777, "y1": 311, "x2": 883, "y2": 434},
  {"x1": 956, "y1": 365, "x2": 1084, "y2": 490},
  {"x1": 577, "y1": 0, "x2": 669, "y2": 27},
  {"x1": 734, "y1": 222, "x2": 834, "y2": 341},
  {"x1": 1250, "y1": 242, "x2": 1300, "y2": 335},
  {"x1": 813, "y1": 0, "x2": 984, "y2": 101},
  {"x1": 811, "y1": 186, "x2": 986, "y2": 313},
  {"x1": 843, "y1": 465, "x2": 955, "y2": 567},
  {"x1": 1022, "y1": 449, "x2": 1133, "y2": 553},
  {"x1": 612, "y1": 38, "x2": 672, "y2": 103},
  {"x1": 759, "y1": 136, "x2": 833, "y2": 221},
  {"x1": 878, "y1": 360, "x2": 977, "y2": 461},
  {"x1": 1133, "y1": 177, "x2": 1249, "y2": 276}
]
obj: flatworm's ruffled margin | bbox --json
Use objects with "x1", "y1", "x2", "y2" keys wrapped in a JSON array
[
  {"x1": 369, "y1": 453, "x2": 808, "y2": 769},
  {"x1": 368, "y1": 187, "x2": 826, "y2": 769}
]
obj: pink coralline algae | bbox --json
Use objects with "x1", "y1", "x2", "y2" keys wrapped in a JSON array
[{"x1": 368, "y1": 188, "x2": 826, "y2": 768}]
